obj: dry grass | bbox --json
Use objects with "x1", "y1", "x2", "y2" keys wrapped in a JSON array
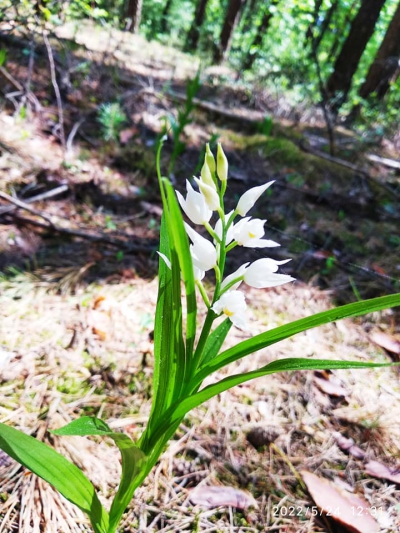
[{"x1": 1, "y1": 274, "x2": 399, "y2": 532}]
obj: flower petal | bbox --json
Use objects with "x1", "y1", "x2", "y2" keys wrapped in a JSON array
[
  {"x1": 233, "y1": 218, "x2": 280, "y2": 248},
  {"x1": 214, "y1": 211, "x2": 235, "y2": 245},
  {"x1": 236, "y1": 181, "x2": 275, "y2": 216},
  {"x1": 221, "y1": 263, "x2": 249, "y2": 291},
  {"x1": 185, "y1": 223, "x2": 218, "y2": 272},
  {"x1": 244, "y1": 258, "x2": 295, "y2": 288},
  {"x1": 157, "y1": 252, "x2": 171, "y2": 270},
  {"x1": 212, "y1": 290, "x2": 247, "y2": 329},
  {"x1": 176, "y1": 180, "x2": 212, "y2": 225}
]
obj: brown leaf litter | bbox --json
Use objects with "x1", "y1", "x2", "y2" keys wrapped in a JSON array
[{"x1": 1, "y1": 277, "x2": 400, "y2": 532}]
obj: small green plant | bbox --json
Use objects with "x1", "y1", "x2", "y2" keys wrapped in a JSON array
[
  {"x1": 163, "y1": 69, "x2": 201, "y2": 176},
  {"x1": 0, "y1": 142, "x2": 399, "y2": 533},
  {"x1": 97, "y1": 102, "x2": 127, "y2": 143},
  {"x1": 0, "y1": 49, "x2": 7, "y2": 67},
  {"x1": 105, "y1": 215, "x2": 117, "y2": 230},
  {"x1": 258, "y1": 115, "x2": 273, "y2": 136}
]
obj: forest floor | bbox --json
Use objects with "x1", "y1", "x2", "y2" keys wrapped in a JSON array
[{"x1": 0, "y1": 19, "x2": 400, "y2": 533}]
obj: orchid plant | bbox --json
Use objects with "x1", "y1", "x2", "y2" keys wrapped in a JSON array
[{"x1": 0, "y1": 141, "x2": 399, "y2": 533}]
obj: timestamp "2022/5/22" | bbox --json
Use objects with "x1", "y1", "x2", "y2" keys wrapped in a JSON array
[{"x1": 272, "y1": 505, "x2": 383, "y2": 518}]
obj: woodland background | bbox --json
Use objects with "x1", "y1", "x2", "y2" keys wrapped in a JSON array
[{"x1": 0, "y1": 1, "x2": 400, "y2": 532}]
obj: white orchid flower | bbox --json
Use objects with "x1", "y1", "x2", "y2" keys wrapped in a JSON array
[
  {"x1": 244, "y1": 258, "x2": 295, "y2": 288},
  {"x1": 221, "y1": 262, "x2": 249, "y2": 291},
  {"x1": 185, "y1": 223, "x2": 217, "y2": 273},
  {"x1": 236, "y1": 181, "x2": 275, "y2": 216},
  {"x1": 176, "y1": 180, "x2": 212, "y2": 225},
  {"x1": 214, "y1": 211, "x2": 235, "y2": 245},
  {"x1": 212, "y1": 290, "x2": 247, "y2": 330},
  {"x1": 194, "y1": 177, "x2": 220, "y2": 211},
  {"x1": 193, "y1": 265, "x2": 205, "y2": 281},
  {"x1": 233, "y1": 217, "x2": 280, "y2": 248}
]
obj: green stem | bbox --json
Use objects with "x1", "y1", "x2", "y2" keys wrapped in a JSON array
[{"x1": 190, "y1": 308, "x2": 216, "y2": 373}]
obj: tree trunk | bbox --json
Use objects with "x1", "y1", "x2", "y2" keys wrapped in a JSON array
[
  {"x1": 213, "y1": 0, "x2": 246, "y2": 64},
  {"x1": 160, "y1": 0, "x2": 173, "y2": 34},
  {"x1": 326, "y1": 0, "x2": 386, "y2": 111},
  {"x1": 126, "y1": 0, "x2": 143, "y2": 33},
  {"x1": 327, "y1": 0, "x2": 358, "y2": 60},
  {"x1": 242, "y1": 0, "x2": 279, "y2": 71},
  {"x1": 359, "y1": 0, "x2": 400, "y2": 100},
  {"x1": 185, "y1": 0, "x2": 209, "y2": 52}
]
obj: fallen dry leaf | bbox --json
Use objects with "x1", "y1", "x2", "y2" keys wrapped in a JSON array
[
  {"x1": 365, "y1": 460, "x2": 400, "y2": 484},
  {"x1": 119, "y1": 127, "x2": 138, "y2": 144},
  {"x1": 189, "y1": 485, "x2": 257, "y2": 510},
  {"x1": 333, "y1": 432, "x2": 367, "y2": 460},
  {"x1": 313, "y1": 375, "x2": 348, "y2": 397},
  {"x1": 301, "y1": 471, "x2": 379, "y2": 533},
  {"x1": 369, "y1": 330, "x2": 400, "y2": 355}
]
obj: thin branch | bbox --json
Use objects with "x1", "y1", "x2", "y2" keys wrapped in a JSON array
[
  {"x1": 309, "y1": 35, "x2": 335, "y2": 155},
  {"x1": 300, "y1": 146, "x2": 400, "y2": 200},
  {"x1": 42, "y1": 31, "x2": 66, "y2": 151},
  {"x1": 0, "y1": 191, "x2": 156, "y2": 252},
  {"x1": 0, "y1": 191, "x2": 56, "y2": 224},
  {"x1": 0, "y1": 66, "x2": 41, "y2": 110},
  {"x1": 66, "y1": 118, "x2": 86, "y2": 154},
  {"x1": 5, "y1": 212, "x2": 156, "y2": 253},
  {"x1": 0, "y1": 185, "x2": 69, "y2": 215}
]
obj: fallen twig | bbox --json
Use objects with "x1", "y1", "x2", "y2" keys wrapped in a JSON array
[
  {"x1": 0, "y1": 184, "x2": 69, "y2": 215},
  {"x1": 0, "y1": 66, "x2": 41, "y2": 111},
  {"x1": 0, "y1": 190, "x2": 56, "y2": 224},
  {"x1": 366, "y1": 154, "x2": 400, "y2": 170},
  {"x1": 8, "y1": 213, "x2": 157, "y2": 253},
  {"x1": 300, "y1": 145, "x2": 400, "y2": 199}
]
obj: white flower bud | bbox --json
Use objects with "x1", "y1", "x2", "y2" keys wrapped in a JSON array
[
  {"x1": 194, "y1": 177, "x2": 220, "y2": 211},
  {"x1": 205, "y1": 143, "x2": 216, "y2": 175},
  {"x1": 236, "y1": 181, "x2": 275, "y2": 216},
  {"x1": 217, "y1": 143, "x2": 228, "y2": 181}
]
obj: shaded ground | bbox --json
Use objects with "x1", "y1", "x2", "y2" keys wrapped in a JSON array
[
  {"x1": 0, "y1": 18, "x2": 400, "y2": 533},
  {"x1": 0, "y1": 21, "x2": 399, "y2": 304}
]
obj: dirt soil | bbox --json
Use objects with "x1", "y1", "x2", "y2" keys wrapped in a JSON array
[{"x1": 0, "y1": 19, "x2": 400, "y2": 533}]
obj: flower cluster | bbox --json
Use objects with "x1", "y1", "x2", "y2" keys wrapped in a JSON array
[{"x1": 175, "y1": 143, "x2": 295, "y2": 329}]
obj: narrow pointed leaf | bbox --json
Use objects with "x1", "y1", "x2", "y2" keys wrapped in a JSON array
[
  {"x1": 148, "y1": 214, "x2": 181, "y2": 423},
  {"x1": 200, "y1": 318, "x2": 232, "y2": 366},
  {"x1": 0, "y1": 422, "x2": 109, "y2": 533},
  {"x1": 197, "y1": 293, "x2": 400, "y2": 382},
  {"x1": 165, "y1": 358, "x2": 398, "y2": 428},
  {"x1": 163, "y1": 179, "x2": 197, "y2": 362},
  {"x1": 53, "y1": 417, "x2": 146, "y2": 533}
]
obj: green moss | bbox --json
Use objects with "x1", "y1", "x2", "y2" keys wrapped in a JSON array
[
  {"x1": 225, "y1": 132, "x2": 269, "y2": 150},
  {"x1": 264, "y1": 137, "x2": 304, "y2": 166}
]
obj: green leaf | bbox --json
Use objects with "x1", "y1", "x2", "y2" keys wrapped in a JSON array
[
  {"x1": 163, "y1": 179, "x2": 197, "y2": 362},
  {"x1": 51, "y1": 416, "x2": 113, "y2": 437},
  {"x1": 149, "y1": 214, "x2": 184, "y2": 423},
  {"x1": 0, "y1": 422, "x2": 109, "y2": 533},
  {"x1": 53, "y1": 417, "x2": 146, "y2": 533},
  {"x1": 166, "y1": 357, "x2": 398, "y2": 428},
  {"x1": 197, "y1": 293, "x2": 400, "y2": 382},
  {"x1": 200, "y1": 318, "x2": 232, "y2": 366}
]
